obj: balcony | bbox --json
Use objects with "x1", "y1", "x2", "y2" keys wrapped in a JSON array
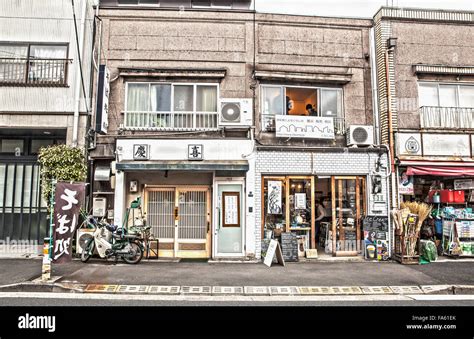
[
  {"x1": 124, "y1": 111, "x2": 219, "y2": 131},
  {"x1": 0, "y1": 58, "x2": 70, "y2": 86},
  {"x1": 420, "y1": 106, "x2": 474, "y2": 129}
]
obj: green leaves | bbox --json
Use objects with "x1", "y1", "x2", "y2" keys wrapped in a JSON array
[{"x1": 38, "y1": 145, "x2": 87, "y2": 209}]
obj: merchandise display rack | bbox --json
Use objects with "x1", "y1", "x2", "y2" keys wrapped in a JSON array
[{"x1": 442, "y1": 217, "x2": 474, "y2": 258}]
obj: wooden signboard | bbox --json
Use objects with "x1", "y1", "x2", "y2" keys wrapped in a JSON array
[
  {"x1": 263, "y1": 239, "x2": 285, "y2": 267},
  {"x1": 281, "y1": 232, "x2": 298, "y2": 262}
]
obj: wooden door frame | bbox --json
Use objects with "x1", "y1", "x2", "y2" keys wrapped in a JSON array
[
  {"x1": 331, "y1": 176, "x2": 366, "y2": 256},
  {"x1": 144, "y1": 185, "x2": 211, "y2": 258}
]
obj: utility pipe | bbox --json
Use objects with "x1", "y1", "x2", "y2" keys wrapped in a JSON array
[{"x1": 72, "y1": 0, "x2": 87, "y2": 148}]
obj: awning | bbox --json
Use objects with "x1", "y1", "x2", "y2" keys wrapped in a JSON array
[
  {"x1": 116, "y1": 160, "x2": 249, "y2": 172},
  {"x1": 94, "y1": 166, "x2": 110, "y2": 181},
  {"x1": 407, "y1": 166, "x2": 474, "y2": 177}
]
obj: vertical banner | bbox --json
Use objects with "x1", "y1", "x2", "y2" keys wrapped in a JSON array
[{"x1": 52, "y1": 182, "x2": 85, "y2": 264}]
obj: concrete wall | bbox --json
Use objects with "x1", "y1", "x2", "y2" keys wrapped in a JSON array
[{"x1": 94, "y1": 8, "x2": 373, "y2": 150}]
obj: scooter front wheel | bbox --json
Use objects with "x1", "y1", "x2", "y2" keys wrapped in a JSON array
[
  {"x1": 122, "y1": 241, "x2": 143, "y2": 264},
  {"x1": 81, "y1": 238, "x2": 95, "y2": 263}
]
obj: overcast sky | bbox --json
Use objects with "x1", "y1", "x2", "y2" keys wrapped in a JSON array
[{"x1": 254, "y1": 0, "x2": 474, "y2": 18}]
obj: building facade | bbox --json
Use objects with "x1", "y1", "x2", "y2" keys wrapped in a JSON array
[
  {"x1": 0, "y1": 0, "x2": 95, "y2": 250},
  {"x1": 92, "y1": 0, "x2": 391, "y2": 261},
  {"x1": 374, "y1": 7, "x2": 474, "y2": 205}
]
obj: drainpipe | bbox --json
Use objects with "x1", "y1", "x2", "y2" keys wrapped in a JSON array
[
  {"x1": 72, "y1": 0, "x2": 87, "y2": 148},
  {"x1": 384, "y1": 49, "x2": 399, "y2": 210}
]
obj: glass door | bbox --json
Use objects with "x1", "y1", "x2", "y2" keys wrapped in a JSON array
[{"x1": 331, "y1": 176, "x2": 366, "y2": 256}]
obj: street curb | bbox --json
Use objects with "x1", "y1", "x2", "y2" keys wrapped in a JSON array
[{"x1": 2, "y1": 283, "x2": 474, "y2": 296}]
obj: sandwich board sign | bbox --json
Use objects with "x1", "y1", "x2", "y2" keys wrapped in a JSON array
[{"x1": 263, "y1": 239, "x2": 285, "y2": 267}]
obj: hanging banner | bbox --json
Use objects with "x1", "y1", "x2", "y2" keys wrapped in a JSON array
[
  {"x1": 52, "y1": 182, "x2": 86, "y2": 264},
  {"x1": 399, "y1": 170, "x2": 414, "y2": 195},
  {"x1": 267, "y1": 181, "x2": 282, "y2": 214}
]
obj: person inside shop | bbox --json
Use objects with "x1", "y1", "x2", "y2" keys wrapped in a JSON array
[
  {"x1": 306, "y1": 103, "x2": 317, "y2": 116},
  {"x1": 315, "y1": 199, "x2": 328, "y2": 245}
]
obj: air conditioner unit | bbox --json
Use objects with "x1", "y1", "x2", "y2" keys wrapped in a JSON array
[
  {"x1": 219, "y1": 98, "x2": 253, "y2": 127},
  {"x1": 76, "y1": 228, "x2": 95, "y2": 254},
  {"x1": 346, "y1": 125, "x2": 374, "y2": 146}
]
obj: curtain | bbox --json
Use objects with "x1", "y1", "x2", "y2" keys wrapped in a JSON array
[
  {"x1": 197, "y1": 85, "x2": 217, "y2": 112},
  {"x1": 29, "y1": 45, "x2": 67, "y2": 82},
  {"x1": 127, "y1": 84, "x2": 149, "y2": 111},
  {"x1": 0, "y1": 45, "x2": 28, "y2": 81}
]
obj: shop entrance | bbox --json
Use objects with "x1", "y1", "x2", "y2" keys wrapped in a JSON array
[{"x1": 145, "y1": 186, "x2": 211, "y2": 258}]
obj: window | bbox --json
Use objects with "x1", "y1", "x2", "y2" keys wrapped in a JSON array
[
  {"x1": 0, "y1": 43, "x2": 69, "y2": 85},
  {"x1": 0, "y1": 140, "x2": 24, "y2": 154},
  {"x1": 125, "y1": 82, "x2": 219, "y2": 130},
  {"x1": 192, "y1": 0, "x2": 232, "y2": 8},
  {"x1": 418, "y1": 83, "x2": 474, "y2": 108},
  {"x1": 261, "y1": 85, "x2": 343, "y2": 132}
]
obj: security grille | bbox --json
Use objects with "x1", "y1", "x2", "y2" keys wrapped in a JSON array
[
  {"x1": 178, "y1": 190, "x2": 207, "y2": 240},
  {"x1": 147, "y1": 190, "x2": 175, "y2": 239}
]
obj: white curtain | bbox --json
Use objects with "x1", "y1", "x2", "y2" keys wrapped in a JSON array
[
  {"x1": 0, "y1": 45, "x2": 28, "y2": 81},
  {"x1": 127, "y1": 84, "x2": 149, "y2": 111},
  {"x1": 174, "y1": 85, "x2": 193, "y2": 112},
  {"x1": 29, "y1": 45, "x2": 67, "y2": 82},
  {"x1": 150, "y1": 84, "x2": 171, "y2": 111},
  {"x1": 197, "y1": 85, "x2": 217, "y2": 112}
]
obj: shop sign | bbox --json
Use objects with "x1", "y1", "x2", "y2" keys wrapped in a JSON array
[
  {"x1": 454, "y1": 179, "x2": 474, "y2": 190},
  {"x1": 95, "y1": 65, "x2": 110, "y2": 134},
  {"x1": 397, "y1": 133, "x2": 421, "y2": 156},
  {"x1": 188, "y1": 144, "x2": 203, "y2": 161},
  {"x1": 267, "y1": 181, "x2": 283, "y2": 214},
  {"x1": 133, "y1": 144, "x2": 149, "y2": 160},
  {"x1": 275, "y1": 115, "x2": 335, "y2": 139},
  {"x1": 423, "y1": 134, "x2": 470, "y2": 157},
  {"x1": 295, "y1": 193, "x2": 306, "y2": 209},
  {"x1": 399, "y1": 170, "x2": 414, "y2": 195},
  {"x1": 52, "y1": 182, "x2": 85, "y2": 264}
]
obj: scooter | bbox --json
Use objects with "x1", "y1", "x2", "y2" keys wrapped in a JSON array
[{"x1": 80, "y1": 216, "x2": 144, "y2": 264}]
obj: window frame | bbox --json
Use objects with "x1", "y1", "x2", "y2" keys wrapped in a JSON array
[
  {"x1": 260, "y1": 84, "x2": 344, "y2": 131},
  {"x1": 0, "y1": 41, "x2": 70, "y2": 86},
  {"x1": 418, "y1": 81, "x2": 474, "y2": 108}
]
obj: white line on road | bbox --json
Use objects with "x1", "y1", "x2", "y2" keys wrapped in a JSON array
[{"x1": 1, "y1": 292, "x2": 473, "y2": 302}]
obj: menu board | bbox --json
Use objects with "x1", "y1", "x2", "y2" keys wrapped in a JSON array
[{"x1": 281, "y1": 232, "x2": 298, "y2": 262}]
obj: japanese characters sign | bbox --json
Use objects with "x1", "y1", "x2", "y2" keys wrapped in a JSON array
[
  {"x1": 52, "y1": 182, "x2": 85, "y2": 264},
  {"x1": 188, "y1": 144, "x2": 203, "y2": 160},
  {"x1": 133, "y1": 144, "x2": 149, "y2": 160}
]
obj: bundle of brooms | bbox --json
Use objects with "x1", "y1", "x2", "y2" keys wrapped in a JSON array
[{"x1": 398, "y1": 202, "x2": 432, "y2": 256}]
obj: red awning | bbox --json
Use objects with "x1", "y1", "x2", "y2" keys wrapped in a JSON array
[{"x1": 407, "y1": 166, "x2": 474, "y2": 177}]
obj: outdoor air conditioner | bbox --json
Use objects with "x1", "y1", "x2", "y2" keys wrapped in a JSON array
[
  {"x1": 76, "y1": 228, "x2": 95, "y2": 254},
  {"x1": 219, "y1": 98, "x2": 253, "y2": 127},
  {"x1": 346, "y1": 125, "x2": 374, "y2": 146}
]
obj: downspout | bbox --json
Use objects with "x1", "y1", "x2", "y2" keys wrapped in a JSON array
[{"x1": 72, "y1": 0, "x2": 87, "y2": 148}]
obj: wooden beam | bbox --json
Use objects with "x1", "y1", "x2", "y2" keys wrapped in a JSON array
[
  {"x1": 338, "y1": 179, "x2": 344, "y2": 243},
  {"x1": 285, "y1": 177, "x2": 290, "y2": 232},
  {"x1": 311, "y1": 176, "x2": 315, "y2": 249},
  {"x1": 356, "y1": 177, "x2": 361, "y2": 252}
]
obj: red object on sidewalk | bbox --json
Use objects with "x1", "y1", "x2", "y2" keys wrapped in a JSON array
[
  {"x1": 454, "y1": 190, "x2": 465, "y2": 203},
  {"x1": 440, "y1": 190, "x2": 454, "y2": 203}
]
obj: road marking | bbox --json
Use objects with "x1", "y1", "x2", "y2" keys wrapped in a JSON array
[{"x1": 408, "y1": 294, "x2": 474, "y2": 301}]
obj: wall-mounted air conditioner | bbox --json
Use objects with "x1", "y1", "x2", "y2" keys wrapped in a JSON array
[
  {"x1": 346, "y1": 125, "x2": 374, "y2": 146},
  {"x1": 219, "y1": 98, "x2": 253, "y2": 127}
]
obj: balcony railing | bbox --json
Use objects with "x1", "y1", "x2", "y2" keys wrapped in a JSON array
[
  {"x1": 0, "y1": 58, "x2": 70, "y2": 86},
  {"x1": 263, "y1": 114, "x2": 346, "y2": 135},
  {"x1": 124, "y1": 111, "x2": 219, "y2": 131},
  {"x1": 420, "y1": 106, "x2": 474, "y2": 129}
]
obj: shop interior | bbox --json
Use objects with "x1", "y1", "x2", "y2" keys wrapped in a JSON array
[
  {"x1": 399, "y1": 172, "x2": 474, "y2": 258},
  {"x1": 262, "y1": 175, "x2": 366, "y2": 259}
]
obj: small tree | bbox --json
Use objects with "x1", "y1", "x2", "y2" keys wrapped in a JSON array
[{"x1": 38, "y1": 145, "x2": 87, "y2": 210}]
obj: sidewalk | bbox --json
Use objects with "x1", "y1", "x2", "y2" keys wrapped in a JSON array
[{"x1": 0, "y1": 258, "x2": 473, "y2": 295}]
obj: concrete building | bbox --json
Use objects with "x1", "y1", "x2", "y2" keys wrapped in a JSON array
[
  {"x1": 373, "y1": 7, "x2": 474, "y2": 259},
  {"x1": 92, "y1": 0, "x2": 391, "y2": 261},
  {"x1": 0, "y1": 0, "x2": 96, "y2": 251},
  {"x1": 373, "y1": 7, "x2": 474, "y2": 205}
]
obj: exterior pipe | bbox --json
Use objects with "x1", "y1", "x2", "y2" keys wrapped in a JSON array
[{"x1": 72, "y1": 0, "x2": 87, "y2": 148}]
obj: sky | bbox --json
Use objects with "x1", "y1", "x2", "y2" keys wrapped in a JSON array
[{"x1": 254, "y1": 0, "x2": 474, "y2": 18}]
